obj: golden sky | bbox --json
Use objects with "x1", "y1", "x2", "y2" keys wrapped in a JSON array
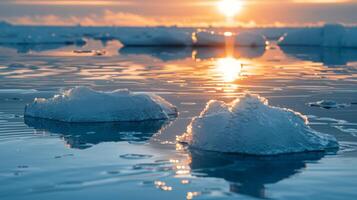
[{"x1": 0, "y1": 0, "x2": 356, "y2": 27}]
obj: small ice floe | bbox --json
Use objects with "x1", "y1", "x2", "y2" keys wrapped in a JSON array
[
  {"x1": 193, "y1": 30, "x2": 267, "y2": 47},
  {"x1": 278, "y1": 23, "x2": 357, "y2": 48},
  {"x1": 178, "y1": 94, "x2": 338, "y2": 155},
  {"x1": 24, "y1": 87, "x2": 177, "y2": 122},
  {"x1": 308, "y1": 100, "x2": 350, "y2": 109}
]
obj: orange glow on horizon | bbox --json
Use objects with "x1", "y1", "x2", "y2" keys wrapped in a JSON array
[{"x1": 217, "y1": 0, "x2": 244, "y2": 19}]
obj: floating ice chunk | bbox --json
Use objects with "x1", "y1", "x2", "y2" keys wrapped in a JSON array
[
  {"x1": 322, "y1": 24, "x2": 345, "y2": 47},
  {"x1": 278, "y1": 28, "x2": 322, "y2": 46},
  {"x1": 194, "y1": 31, "x2": 226, "y2": 46},
  {"x1": 278, "y1": 23, "x2": 357, "y2": 48},
  {"x1": 179, "y1": 94, "x2": 338, "y2": 155},
  {"x1": 116, "y1": 27, "x2": 193, "y2": 46},
  {"x1": 343, "y1": 28, "x2": 357, "y2": 48},
  {"x1": 194, "y1": 31, "x2": 267, "y2": 47},
  {"x1": 235, "y1": 32, "x2": 266, "y2": 47},
  {"x1": 24, "y1": 87, "x2": 177, "y2": 122},
  {"x1": 308, "y1": 100, "x2": 350, "y2": 109}
]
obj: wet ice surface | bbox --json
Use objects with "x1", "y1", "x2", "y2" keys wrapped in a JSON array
[{"x1": 0, "y1": 40, "x2": 357, "y2": 200}]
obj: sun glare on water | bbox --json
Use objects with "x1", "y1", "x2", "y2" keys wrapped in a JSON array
[
  {"x1": 215, "y1": 57, "x2": 243, "y2": 82},
  {"x1": 217, "y1": 0, "x2": 243, "y2": 18}
]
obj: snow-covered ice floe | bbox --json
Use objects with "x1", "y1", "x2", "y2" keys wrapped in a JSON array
[
  {"x1": 308, "y1": 100, "x2": 350, "y2": 109},
  {"x1": 178, "y1": 94, "x2": 338, "y2": 155},
  {"x1": 279, "y1": 23, "x2": 357, "y2": 48},
  {"x1": 194, "y1": 30, "x2": 266, "y2": 47},
  {"x1": 24, "y1": 87, "x2": 177, "y2": 123}
]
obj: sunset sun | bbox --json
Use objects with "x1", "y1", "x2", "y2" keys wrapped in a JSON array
[{"x1": 217, "y1": 0, "x2": 243, "y2": 18}]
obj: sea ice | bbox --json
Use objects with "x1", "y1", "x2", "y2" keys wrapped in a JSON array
[
  {"x1": 235, "y1": 32, "x2": 266, "y2": 47},
  {"x1": 194, "y1": 31, "x2": 226, "y2": 46},
  {"x1": 24, "y1": 87, "x2": 177, "y2": 122},
  {"x1": 116, "y1": 27, "x2": 193, "y2": 46},
  {"x1": 278, "y1": 23, "x2": 357, "y2": 48},
  {"x1": 179, "y1": 93, "x2": 338, "y2": 155},
  {"x1": 308, "y1": 100, "x2": 350, "y2": 109},
  {"x1": 194, "y1": 30, "x2": 267, "y2": 47}
]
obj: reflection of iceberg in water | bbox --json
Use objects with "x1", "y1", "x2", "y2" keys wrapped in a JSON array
[
  {"x1": 281, "y1": 46, "x2": 357, "y2": 66},
  {"x1": 119, "y1": 46, "x2": 265, "y2": 62},
  {"x1": 195, "y1": 47, "x2": 265, "y2": 60},
  {"x1": 119, "y1": 47, "x2": 192, "y2": 61},
  {"x1": 24, "y1": 117, "x2": 167, "y2": 149},
  {"x1": 189, "y1": 149, "x2": 326, "y2": 199}
]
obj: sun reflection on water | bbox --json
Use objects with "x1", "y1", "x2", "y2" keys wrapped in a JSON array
[{"x1": 215, "y1": 57, "x2": 242, "y2": 82}]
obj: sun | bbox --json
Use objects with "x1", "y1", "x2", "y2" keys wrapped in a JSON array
[{"x1": 217, "y1": 0, "x2": 243, "y2": 18}]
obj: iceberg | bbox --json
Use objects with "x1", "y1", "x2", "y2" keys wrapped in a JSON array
[
  {"x1": 116, "y1": 27, "x2": 193, "y2": 46},
  {"x1": 235, "y1": 32, "x2": 266, "y2": 47},
  {"x1": 279, "y1": 24, "x2": 357, "y2": 48},
  {"x1": 24, "y1": 87, "x2": 177, "y2": 122},
  {"x1": 194, "y1": 30, "x2": 267, "y2": 47},
  {"x1": 194, "y1": 31, "x2": 226, "y2": 47},
  {"x1": 179, "y1": 94, "x2": 338, "y2": 155}
]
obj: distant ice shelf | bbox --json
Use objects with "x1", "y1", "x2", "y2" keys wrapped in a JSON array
[
  {"x1": 193, "y1": 30, "x2": 266, "y2": 47},
  {"x1": 24, "y1": 87, "x2": 177, "y2": 122},
  {"x1": 278, "y1": 23, "x2": 357, "y2": 48},
  {"x1": 178, "y1": 93, "x2": 338, "y2": 155}
]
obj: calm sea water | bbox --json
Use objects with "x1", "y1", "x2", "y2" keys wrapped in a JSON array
[{"x1": 0, "y1": 40, "x2": 357, "y2": 200}]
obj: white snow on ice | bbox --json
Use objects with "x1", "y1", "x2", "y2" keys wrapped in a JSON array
[
  {"x1": 179, "y1": 93, "x2": 338, "y2": 155},
  {"x1": 24, "y1": 87, "x2": 177, "y2": 122}
]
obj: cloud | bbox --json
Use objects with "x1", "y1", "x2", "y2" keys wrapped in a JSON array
[{"x1": 6, "y1": 10, "x2": 161, "y2": 26}]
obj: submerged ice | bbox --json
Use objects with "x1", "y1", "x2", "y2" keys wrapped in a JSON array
[
  {"x1": 24, "y1": 87, "x2": 177, "y2": 122},
  {"x1": 179, "y1": 94, "x2": 338, "y2": 155}
]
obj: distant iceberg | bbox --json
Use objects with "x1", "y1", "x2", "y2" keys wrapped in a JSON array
[
  {"x1": 194, "y1": 30, "x2": 266, "y2": 47},
  {"x1": 235, "y1": 32, "x2": 266, "y2": 47},
  {"x1": 194, "y1": 31, "x2": 226, "y2": 46},
  {"x1": 179, "y1": 94, "x2": 338, "y2": 155},
  {"x1": 24, "y1": 87, "x2": 177, "y2": 122},
  {"x1": 279, "y1": 24, "x2": 357, "y2": 48},
  {"x1": 116, "y1": 27, "x2": 193, "y2": 46}
]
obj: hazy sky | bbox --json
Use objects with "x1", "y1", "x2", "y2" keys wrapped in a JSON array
[{"x1": 0, "y1": 0, "x2": 356, "y2": 27}]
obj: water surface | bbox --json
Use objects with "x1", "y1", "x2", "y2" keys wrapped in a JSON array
[{"x1": 0, "y1": 40, "x2": 357, "y2": 200}]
